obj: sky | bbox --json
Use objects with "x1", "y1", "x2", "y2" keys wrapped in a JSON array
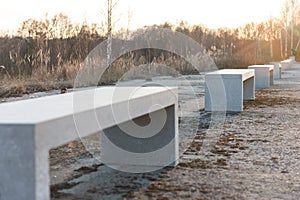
[{"x1": 0, "y1": 0, "x2": 291, "y2": 33}]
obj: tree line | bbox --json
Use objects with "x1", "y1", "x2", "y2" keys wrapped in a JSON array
[{"x1": 0, "y1": 0, "x2": 299, "y2": 83}]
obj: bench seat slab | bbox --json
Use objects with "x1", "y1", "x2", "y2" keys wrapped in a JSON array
[{"x1": 0, "y1": 87, "x2": 178, "y2": 200}]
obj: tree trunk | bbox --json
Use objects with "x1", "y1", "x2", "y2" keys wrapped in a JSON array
[
  {"x1": 107, "y1": 0, "x2": 112, "y2": 68},
  {"x1": 290, "y1": 0, "x2": 296, "y2": 55},
  {"x1": 270, "y1": 36, "x2": 273, "y2": 59},
  {"x1": 285, "y1": 24, "x2": 288, "y2": 58},
  {"x1": 257, "y1": 39, "x2": 262, "y2": 60},
  {"x1": 280, "y1": 29, "x2": 283, "y2": 59},
  {"x1": 269, "y1": 19, "x2": 273, "y2": 59},
  {"x1": 291, "y1": 24, "x2": 294, "y2": 55}
]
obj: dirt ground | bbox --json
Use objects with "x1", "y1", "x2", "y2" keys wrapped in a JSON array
[
  {"x1": 4, "y1": 65, "x2": 300, "y2": 199},
  {"x1": 48, "y1": 64, "x2": 300, "y2": 199}
]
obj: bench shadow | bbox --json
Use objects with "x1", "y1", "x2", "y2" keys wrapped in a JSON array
[
  {"x1": 198, "y1": 109, "x2": 240, "y2": 127},
  {"x1": 50, "y1": 110, "x2": 241, "y2": 199},
  {"x1": 51, "y1": 162, "x2": 173, "y2": 200}
]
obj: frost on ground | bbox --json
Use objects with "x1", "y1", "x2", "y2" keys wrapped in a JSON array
[
  {"x1": 4, "y1": 67, "x2": 299, "y2": 199},
  {"x1": 50, "y1": 66, "x2": 300, "y2": 199}
]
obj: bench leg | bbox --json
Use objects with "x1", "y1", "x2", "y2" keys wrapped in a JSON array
[
  {"x1": 274, "y1": 64, "x2": 282, "y2": 79},
  {"x1": 279, "y1": 68, "x2": 282, "y2": 79},
  {"x1": 0, "y1": 125, "x2": 50, "y2": 200},
  {"x1": 100, "y1": 105, "x2": 178, "y2": 172},
  {"x1": 254, "y1": 68, "x2": 271, "y2": 89},
  {"x1": 205, "y1": 77, "x2": 243, "y2": 112},
  {"x1": 270, "y1": 70, "x2": 274, "y2": 85},
  {"x1": 243, "y1": 76, "x2": 255, "y2": 100}
]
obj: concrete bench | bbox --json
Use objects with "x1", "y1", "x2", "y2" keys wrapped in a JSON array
[
  {"x1": 269, "y1": 62, "x2": 282, "y2": 79},
  {"x1": 281, "y1": 59, "x2": 294, "y2": 69},
  {"x1": 0, "y1": 87, "x2": 178, "y2": 200},
  {"x1": 248, "y1": 65, "x2": 274, "y2": 89},
  {"x1": 205, "y1": 69, "x2": 255, "y2": 112},
  {"x1": 289, "y1": 56, "x2": 296, "y2": 62}
]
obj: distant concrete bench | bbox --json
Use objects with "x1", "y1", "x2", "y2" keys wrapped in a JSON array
[
  {"x1": 0, "y1": 87, "x2": 178, "y2": 200},
  {"x1": 248, "y1": 65, "x2": 274, "y2": 89},
  {"x1": 269, "y1": 62, "x2": 282, "y2": 79},
  {"x1": 289, "y1": 56, "x2": 296, "y2": 62},
  {"x1": 281, "y1": 58, "x2": 294, "y2": 69},
  {"x1": 205, "y1": 69, "x2": 255, "y2": 112}
]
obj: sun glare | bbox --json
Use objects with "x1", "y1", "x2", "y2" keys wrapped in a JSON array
[
  {"x1": 126, "y1": 0, "x2": 286, "y2": 29},
  {"x1": 0, "y1": 0, "x2": 292, "y2": 32}
]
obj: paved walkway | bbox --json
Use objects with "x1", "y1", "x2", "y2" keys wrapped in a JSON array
[{"x1": 51, "y1": 63, "x2": 300, "y2": 199}]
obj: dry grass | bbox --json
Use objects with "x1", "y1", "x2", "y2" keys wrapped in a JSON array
[
  {"x1": 0, "y1": 49, "x2": 218, "y2": 98},
  {"x1": 0, "y1": 62, "x2": 79, "y2": 98},
  {"x1": 0, "y1": 53, "x2": 206, "y2": 98}
]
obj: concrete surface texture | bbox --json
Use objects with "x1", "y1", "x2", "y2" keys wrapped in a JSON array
[
  {"x1": 281, "y1": 59, "x2": 294, "y2": 69},
  {"x1": 269, "y1": 62, "x2": 282, "y2": 79},
  {"x1": 0, "y1": 87, "x2": 178, "y2": 200},
  {"x1": 248, "y1": 65, "x2": 274, "y2": 89},
  {"x1": 46, "y1": 63, "x2": 300, "y2": 199},
  {"x1": 2, "y1": 63, "x2": 300, "y2": 199},
  {"x1": 205, "y1": 69, "x2": 255, "y2": 112}
]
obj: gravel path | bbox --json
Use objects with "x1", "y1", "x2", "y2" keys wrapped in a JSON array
[{"x1": 48, "y1": 63, "x2": 300, "y2": 199}]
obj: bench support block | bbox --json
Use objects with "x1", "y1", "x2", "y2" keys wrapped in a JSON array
[
  {"x1": 248, "y1": 65, "x2": 274, "y2": 89},
  {"x1": 205, "y1": 75, "x2": 255, "y2": 112},
  {"x1": 0, "y1": 125, "x2": 50, "y2": 200},
  {"x1": 100, "y1": 105, "x2": 179, "y2": 172},
  {"x1": 0, "y1": 87, "x2": 179, "y2": 200}
]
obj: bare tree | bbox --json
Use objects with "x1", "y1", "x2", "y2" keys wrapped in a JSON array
[
  {"x1": 267, "y1": 17, "x2": 274, "y2": 59},
  {"x1": 256, "y1": 23, "x2": 265, "y2": 60},
  {"x1": 107, "y1": 0, "x2": 120, "y2": 68},
  {"x1": 281, "y1": 0, "x2": 290, "y2": 57},
  {"x1": 107, "y1": 0, "x2": 112, "y2": 68},
  {"x1": 126, "y1": 6, "x2": 133, "y2": 39},
  {"x1": 289, "y1": 0, "x2": 297, "y2": 55},
  {"x1": 274, "y1": 18, "x2": 284, "y2": 59}
]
